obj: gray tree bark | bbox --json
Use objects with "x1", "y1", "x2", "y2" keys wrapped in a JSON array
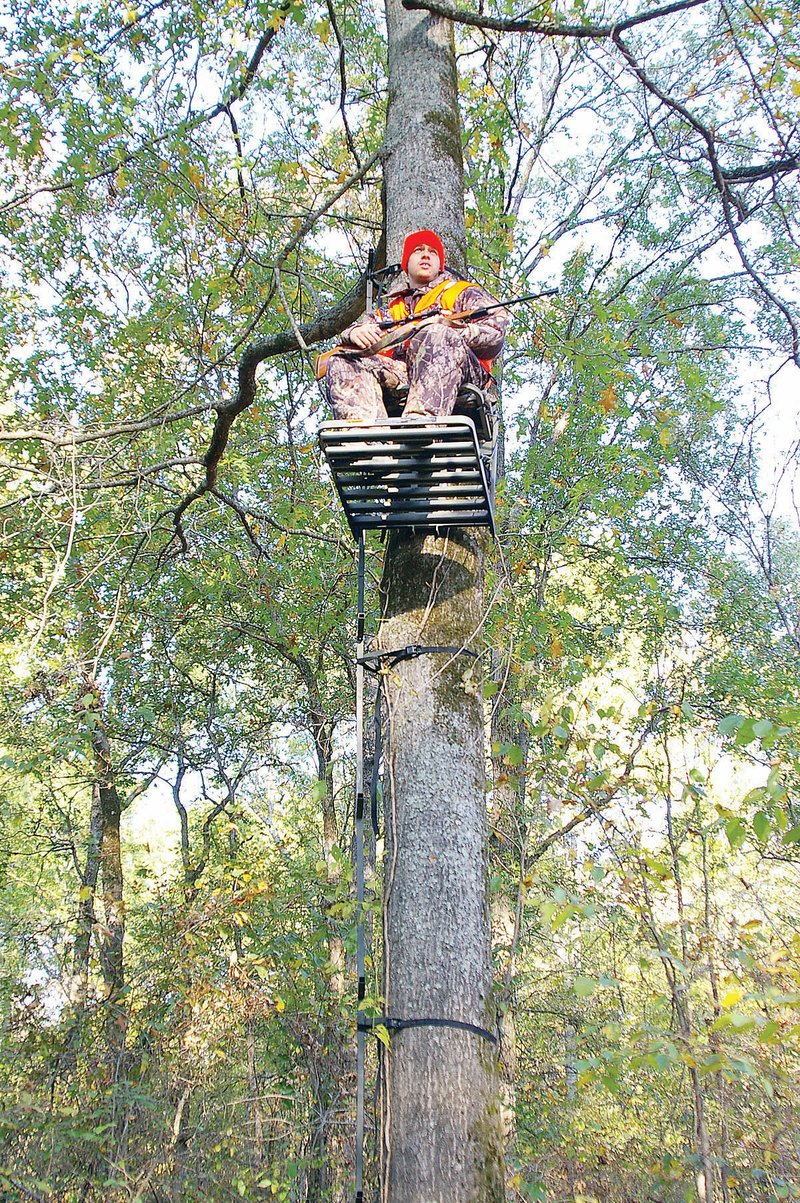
[
  {"x1": 379, "y1": 527, "x2": 505, "y2": 1202},
  {"x1": 384, "y1": 0, "x2": 467, "y2": 272},
  {"x1": 69, "y1": 782, "x2": 103, "y2": 1012},
  {"x1": 369, "y1": 2, "x2": 506, "y2": 1197},
  {"x1": 92, "y1": 721, "x2": 127, "y2": 1072}
]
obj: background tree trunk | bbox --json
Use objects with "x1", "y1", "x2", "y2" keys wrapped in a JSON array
[
  {"x1": 93, "y1": 726, "x2": 127, "y2": 1074},
  {"x1": 69, "y1": 783, "x2": 103, "y2": 1012}
]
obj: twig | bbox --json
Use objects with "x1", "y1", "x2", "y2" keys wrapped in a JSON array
[{"x1": 326, "y1": 0, "x2": 361, "y2": 168}]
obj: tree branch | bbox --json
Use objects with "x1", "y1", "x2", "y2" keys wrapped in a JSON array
[
  {"x1": 325, "y1": 0, "x2": 361, "y2": 167},
  {"x1": 613, "y1": 31, "x2": 800, "y2": 364},
  {"x1": 169, "y1": 272, "x2": 369, "y2": 550},
  {"x1": 167, "y1": 265, "x2": 377, "y2": 550},
  {"x1": 720, "y1": 155, "x2": 799, "y2": 183},
  {"x1": 0, "y1": 404, "x2": 211, "y2": 448},
  {"x1": 168, "y1": 147, "x2": 385, "y2": 551},
  {"x1": 212, "y1": 16, "x2": 289, "y2": 116},
  {"x1": 400, "y1": 0, "x2": 710, "y2": 38},
  {"x1": 225, "y1": 105, "x2": 248, "y2": 203}
]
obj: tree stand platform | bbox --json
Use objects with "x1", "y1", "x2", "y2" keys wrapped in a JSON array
[{"x1": 318, "y1": 416, "x2": 496, "y2": 539}]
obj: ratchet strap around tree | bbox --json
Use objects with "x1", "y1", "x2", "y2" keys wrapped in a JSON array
[
  {"x1": 358, "y1": 644, "x2": 479, "y2": 672},
  {"x1": 358, "y1": 1014, "x2": 497, "y2": 1045}
]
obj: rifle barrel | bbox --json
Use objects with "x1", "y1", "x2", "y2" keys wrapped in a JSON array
[{"x1": 375, "y1": 287, "x2": 557, "y2": 329}]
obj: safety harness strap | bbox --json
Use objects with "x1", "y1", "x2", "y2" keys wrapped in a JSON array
[{"x1": 379, "y1": 277, "x2": 472, "y2": 324}]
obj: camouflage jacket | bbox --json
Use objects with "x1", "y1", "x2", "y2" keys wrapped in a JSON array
[{"x1": 343, "y1": 270, "x2": 509, "y2": 362}]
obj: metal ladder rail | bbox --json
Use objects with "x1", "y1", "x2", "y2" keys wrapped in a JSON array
[{"x1": 354, "y1": 531, "x2": 367, "y2": 1203}]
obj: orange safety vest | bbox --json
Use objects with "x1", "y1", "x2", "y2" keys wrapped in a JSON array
[{"x1": 315, "y1": 277, "x2": 495, "y2": 379}]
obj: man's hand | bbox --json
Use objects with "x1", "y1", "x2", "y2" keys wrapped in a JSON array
[{"x1": 347, "y1": 318, "x2": 382, "y2": 351}]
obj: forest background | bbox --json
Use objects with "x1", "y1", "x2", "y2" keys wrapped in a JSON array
[{"x1": 1, "y1": 0, "x2": 799, "y2": 1197}]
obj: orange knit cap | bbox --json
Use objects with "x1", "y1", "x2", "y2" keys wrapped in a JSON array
[{"x1": 401, "y1": 229, "x2": 446, "y2": 273}]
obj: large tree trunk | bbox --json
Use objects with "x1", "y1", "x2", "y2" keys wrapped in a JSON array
[
  {"x1": 377, "y1": 3, "x2": 506, "y2": 1198},
  {"x1": 379, "y1": 530, "x2": 504, "y2": 1202},
  {"x1": 384, "y1": 0, "x2": 466, "y2": 272}
]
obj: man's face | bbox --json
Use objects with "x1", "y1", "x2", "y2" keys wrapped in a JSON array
[{"x1": 407, "y1": 244, "x2": 441, "y2": 286}]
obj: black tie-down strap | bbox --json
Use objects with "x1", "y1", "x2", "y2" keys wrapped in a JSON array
[
  {"x1": 358, "y1": 645, "x2": 479, "y2": 672},
  {"x1": 358, "y1": 1014, "x2": 497, "y2": 1046}
]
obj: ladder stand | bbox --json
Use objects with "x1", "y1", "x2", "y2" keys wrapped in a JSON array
[
  {"x1": 317, "y1": 252, "x2": 499, "y2": 1202},
  {"x1": 319, "y1": 418, "x2": 497, "y2": 1202},
  {"x1": 319, "y1": 415, "x2": 496, "y2": 540}
]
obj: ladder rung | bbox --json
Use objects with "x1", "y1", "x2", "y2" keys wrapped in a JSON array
[
  {"x1": 345, "y1": 498, "x2": 491, "y2": 514},
  {"x1": 358, "y1": 512, "x2": 492, "y2": 528},
  {"x1": 336, "y1": 469, "x2": 481, "y2": 484},
  {"x1": 324, "y1": 446, "x2": 477, "y2": 467},
  {"x1": 340, "y1": 485, "x2": 486, "y2": 499}
]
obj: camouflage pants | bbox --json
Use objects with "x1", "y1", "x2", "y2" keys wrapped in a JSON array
[{"x1": 326, "y1": 325, "x2": 488, "y2": 421}]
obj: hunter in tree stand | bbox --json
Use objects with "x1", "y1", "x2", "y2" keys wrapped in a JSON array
[{"x1": 321, "y1": 229, "x2": 510, "y2": 421}]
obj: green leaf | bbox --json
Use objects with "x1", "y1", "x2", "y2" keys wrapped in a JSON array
[
  {"x1": 573, "y1": 975, "x2": 596, "y2": 998},
  {"x1": 734, "y1": 719, "x2": 757, "y2": 746},
  {"x1": 766, "y1": 766, "x2": 784, "y2": 799},
  {"x1": 372, "y1": 1023, "x2": 391, "y2": 1049},
  {"x1": 752, "y1": 812, "x2": 771, "y2": 843},
  {"x1": 727, "y1": 1011, "x2": 756, "y2": 1031},
  {"x1": 725, "y1": 818, "x2": 746, "y2": 849}
]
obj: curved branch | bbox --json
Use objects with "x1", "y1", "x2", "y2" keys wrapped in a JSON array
[
  {"x1": 213, "y1": 16, "x2": 289, "y2": 115},
  {"x1": 203, "y1": 268, "x2": 371, "y2": 486},
  {"x1": 168, "y1": 251, "x2": 383, "y2": 552},
  {"x1": 325, "y1": 0, "x2": 361, "y2": 167},
  {"x1": 225, "y1": 105, "x2": 248, "y2": 202},
  {"x1": 167, "y1": 148, "x2": 385, "y2": 551},
  {"x1": 400, "y1": 0, "x2": 710, "y2": 38},
  {"x1": 721, "y1": 156, "x2": 799, "y2": 183},
  {"x1": 167, "y1": 284, "x2": 367, "y2": 554}
]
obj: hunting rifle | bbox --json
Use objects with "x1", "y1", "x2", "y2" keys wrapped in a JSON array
[
  {"x1": 339, "y1": 287, "x2": 558, "y2": 358},
  {"x1": 375, "y1": 287, "x2": 557, "y2": 330}
]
